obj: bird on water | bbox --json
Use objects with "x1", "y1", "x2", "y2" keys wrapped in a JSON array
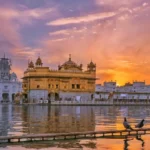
[
  {"x1": 123, "y1": 117, "x2": 133, "y2": 130},
  {"x1": 135, "y1": 119, "x2": 145, "y2": 129}
]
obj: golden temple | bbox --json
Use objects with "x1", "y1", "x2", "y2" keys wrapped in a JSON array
[{"x1": 22, "y1": 55, "x2": 96, "y2": 102}]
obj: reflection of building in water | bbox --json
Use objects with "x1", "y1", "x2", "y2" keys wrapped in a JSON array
[
  {"x1": 0, "y1": 55, "x2": 22, "y2": 102},
  {"x1": 0, "y1": 105, "x2": 12, "y2": 136},
  {"x1": 22, "y1": 55, "x2": 96, "y2": 102},
  {"x1": 21, "y1": 106, "x2": 95, "y2": 134}
]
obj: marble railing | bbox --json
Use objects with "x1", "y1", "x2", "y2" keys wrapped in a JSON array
[{"x1": 49, "y1": 99, "x2": 150, "y2": 105}]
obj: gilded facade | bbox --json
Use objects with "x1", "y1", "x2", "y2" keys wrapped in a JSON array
[{"x1": 22, "y1": 55, "x2": 96, "y2": 102}]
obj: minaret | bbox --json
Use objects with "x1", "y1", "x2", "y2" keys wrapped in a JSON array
[{"x1": 0, "y1": 54, "x2": 11, "y2": 81}]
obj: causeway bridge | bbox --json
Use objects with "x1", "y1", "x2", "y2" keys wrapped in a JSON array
[{"x1": 0, "y1": 128, "x2": 150, "y2": 143}]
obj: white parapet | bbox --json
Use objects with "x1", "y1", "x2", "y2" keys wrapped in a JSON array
[
  {"x1": 44, "y1": 100, "x2": 48, "y2": 103},
  {"x1": 38, "y1": 100, "x2": 43, "y2": 104}
]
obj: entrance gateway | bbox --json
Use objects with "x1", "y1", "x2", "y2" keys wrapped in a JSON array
[{"x1": 0, "y1": 55, "x2": 22, "y2": 103}]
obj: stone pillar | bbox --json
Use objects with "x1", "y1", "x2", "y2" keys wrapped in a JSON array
[{"x1": 9, "y1": 93, "x2": 12, "y2": 102}]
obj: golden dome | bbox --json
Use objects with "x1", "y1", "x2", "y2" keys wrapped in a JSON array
[
  {"x1": 35, "y1": 57, "x2": 43, "y2": 66},
  {"x1": 58, "y1": 55, "x2": 82, "y2": 71},
  {"x1": 28, "y1": 61, "x2": 34, "y2": 68}
]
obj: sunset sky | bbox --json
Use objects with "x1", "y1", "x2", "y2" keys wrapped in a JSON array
[{"x1": 1, "y1": 0, "x2": 150, "y2": 85}]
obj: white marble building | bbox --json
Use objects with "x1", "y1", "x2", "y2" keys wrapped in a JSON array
[
  {"x1": 0, "y1": 56, "x2": 22, "y2": 102},
  {"x1": 95, "y1": 81, "x2": 150, "y2": 100}
]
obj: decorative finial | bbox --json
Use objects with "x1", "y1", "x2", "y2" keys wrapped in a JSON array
[{"x1": 69, "y1": 54, "x2": 71, "y2": 61}]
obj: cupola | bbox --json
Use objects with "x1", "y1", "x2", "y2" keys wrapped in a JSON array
[
  {"x1": 35, "y1": 57, "x2": 43, "y2": 67},
  {"x1": 28, "y1": 60, "x2": 34, "y2": 69},
  {"x1": 87, "y1": 61, "x2": 96, "y2": 72}
]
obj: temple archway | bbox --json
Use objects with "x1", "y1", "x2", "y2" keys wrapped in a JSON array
[
  {"x1": 48, "y1": 92, "x2": 55, "y2": 101},
  {"x1": 2, "y1": 93, "x2": 9, "y2": 101},
  {"x1": 12, "y1": 93, "x2": 15, "y2": 102},
  {"x1": 55, "y1": 93, "x2": 59, "y2": 100},
  {"x1": 48, "y1": 93, "x2": 51, "y2": 99}
]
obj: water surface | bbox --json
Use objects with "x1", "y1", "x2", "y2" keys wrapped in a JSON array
[{"x1": 0, "y1": 104, "x2": 150, "y2": 150}]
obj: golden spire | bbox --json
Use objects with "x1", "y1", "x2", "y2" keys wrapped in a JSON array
[{"x1": 69, "y1": 54, "x2": 71, "y2": 61}]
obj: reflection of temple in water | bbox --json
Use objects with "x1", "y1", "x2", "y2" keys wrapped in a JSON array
[
  {"x1": 21, "y1": 106, "x2": 95, "y2": 134},
  {"x1": 2, "y1": 105, "x2": 150, "y2": 137}
]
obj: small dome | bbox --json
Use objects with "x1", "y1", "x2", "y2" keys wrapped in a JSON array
[
  {"x1": 35, "y1": 57, "x2": 43, "y2": 66},
  {"x1": 10, "y1": 72, "x2": 17, "y2": 81},
  {"x1": 28, "y1": 61, "x2": 34, "y2": 68},
  {"x1": 87, "y1": 61, "x2": 96, "y2": 72},
  {"x1": 88, "y1": 61, "x2": 96, "y2": 67},
  {"x1": 11, "y1": 72, "x2": 17, "y2": 77}
]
